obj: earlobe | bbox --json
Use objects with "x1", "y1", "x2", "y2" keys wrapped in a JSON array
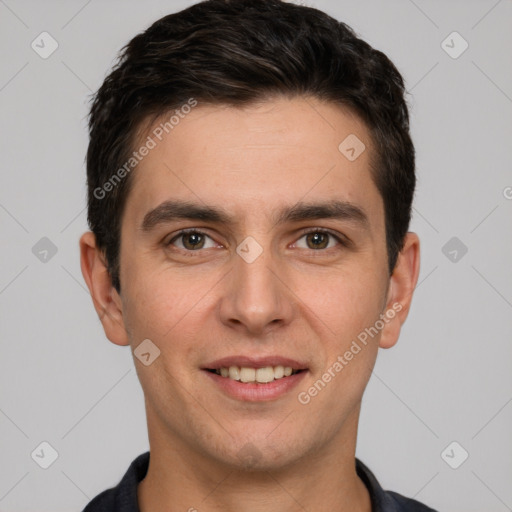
[
  {"x1": 79, "y1": 231, "x2": 130, "y2": 347},
  {"x1": 379, "y1": 232, "x2": 420, "y2": 349}
]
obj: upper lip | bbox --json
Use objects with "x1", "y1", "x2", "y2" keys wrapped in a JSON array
[{"x1": 203, "y1": 355, "x2": 308, "y2": 370}]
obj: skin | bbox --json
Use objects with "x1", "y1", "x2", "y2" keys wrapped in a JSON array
[{"x1": 80, "y1": 96, "x2": 420, "y2": 512}]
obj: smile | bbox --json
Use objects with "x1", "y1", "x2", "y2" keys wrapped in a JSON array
[{"x1": 207, "y1": 365, "x2": 302, "y2": 383}]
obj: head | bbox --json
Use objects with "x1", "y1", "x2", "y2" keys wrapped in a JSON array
[{"x1": 80, "y1": 0, "x2": 420, "y2": 471}]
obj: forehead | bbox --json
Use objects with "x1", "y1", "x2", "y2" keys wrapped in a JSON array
[{"x1": 124, "y1": 96, "x2": 383, "y2": 230}]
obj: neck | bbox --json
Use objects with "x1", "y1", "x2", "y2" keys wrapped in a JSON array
[{"x1": 138, "y1": 406, "x2": 371, "y2": 512}]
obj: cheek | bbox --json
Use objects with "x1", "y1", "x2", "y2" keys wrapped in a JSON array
[
  {"x1": 297, "y1": 271, "x2": 383, "y2": 413},
  {"x1": 298, "y1": 264, "x2": 386, "y2": 345},
  {"x1": 121, "y1": 265, "x2": 217, "y2": 361}
]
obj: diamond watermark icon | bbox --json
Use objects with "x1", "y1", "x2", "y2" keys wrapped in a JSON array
[
  {"x1": 236, "y1": 236, "x2": 263, "y2": 263},
  {"x1": 338, "y1": 134, "x2": 366, "y2": 162},
  {"x1": 31, "y1": 441, "x2": 59, "y2": 469},
  {"x1": 441, "y1": 31, "x2": 468, "y2": 59},
  {"x1": 237, "y1": 442, "x2": 263, "y2": 469},
  {"x1": 32, "y1": 237, "x2": 58, "y2": 263},
  {"x1": 31, "y1": 31, "x2": 59, "y2": 59},
  {"x1": 441, "y1": 441, "x2": 469, "y2": 469},
  {"x1": 134, "y1": 338, "x2": 161, "y2": 366},
  {"x1": 442, "y1": 236, "x2": 468, "y2": 263}
]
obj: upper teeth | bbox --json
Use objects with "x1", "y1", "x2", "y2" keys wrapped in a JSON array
[{"x1": 216, "y1": 365, "x2": 296, "y2": 383}]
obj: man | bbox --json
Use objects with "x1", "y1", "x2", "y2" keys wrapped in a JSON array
[{"x1": 79, "y1": 0, "x2": 434, "y2": 510}]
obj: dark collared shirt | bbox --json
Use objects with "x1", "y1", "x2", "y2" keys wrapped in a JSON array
[{"x1": 82, "y1": 451, "x2": 437, "y2": 511}]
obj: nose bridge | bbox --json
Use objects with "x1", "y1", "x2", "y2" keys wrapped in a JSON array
[{"x1": 219, "y1": 234, "x2": 292, "y2": 334}]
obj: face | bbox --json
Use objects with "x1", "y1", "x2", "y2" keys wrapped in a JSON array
[{"x1": 81, "y1": 96, "x2": 419, "y2": 471}]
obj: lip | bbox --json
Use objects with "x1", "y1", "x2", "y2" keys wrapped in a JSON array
[
  {"x1": 203, "y1": 355, "x2": 308, "y2": 371},
  {"x1": 202, "y1": 368, "x2": 308, "y2": 402}
]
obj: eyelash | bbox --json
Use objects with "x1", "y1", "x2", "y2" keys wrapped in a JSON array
[{"x1": 166, "y1": 227, "x2": 348, "y2": 252}]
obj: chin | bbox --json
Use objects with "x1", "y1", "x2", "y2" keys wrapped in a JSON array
[{"x1": 215, "y1": 435, "x2": 305, "y2": 472}]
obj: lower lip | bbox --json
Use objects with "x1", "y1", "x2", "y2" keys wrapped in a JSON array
[{"x1": 202, "y1": 370, "x2": 308, "y2": 402}]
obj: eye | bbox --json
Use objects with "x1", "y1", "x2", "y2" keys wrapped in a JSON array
[
  {"x1": 294, "y1": 229, "x2": 345, "y2": 250},
  {"x1": 165, "y1": 228, "x2": 348, "y2": 253},
  {"x1": 167, "y1": 229, "x2": 218, "y2": 251}
]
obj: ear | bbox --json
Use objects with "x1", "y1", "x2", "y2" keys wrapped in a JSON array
[
  {"x1": 79, "y1": 231, "x2": 130, "y2": 346},
  {"x1": 379, "y1": 232, "x2": 420, "y2": 349}
]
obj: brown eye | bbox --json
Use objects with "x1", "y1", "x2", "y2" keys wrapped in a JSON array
[
  {"x1": 295, "y1": 229, "x2": 343, "y2": 251},
  {"x1": 168, "y1": 230, "x2": 216, "y2": 251},
  {"x1": 181, "y1": 232, "x2": 205, "y2": 250},
  {"x1": 305, "y1": 232, "x2": 329, "y2": 249}
]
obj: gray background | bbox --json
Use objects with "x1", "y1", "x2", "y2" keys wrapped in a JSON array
[{"x1": 1, "y1": 0, "x2": 511, "y2": 510}]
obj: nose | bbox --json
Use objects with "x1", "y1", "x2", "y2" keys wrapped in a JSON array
[{"x1": 218, "y1": 238, "x2": 294, "y2": 336}]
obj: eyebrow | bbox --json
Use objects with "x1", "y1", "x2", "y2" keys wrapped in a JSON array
[{"x1": 139, "y1": 199, "x2": 369, "y2": 233}]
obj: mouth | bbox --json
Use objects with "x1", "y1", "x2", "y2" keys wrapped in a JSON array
[
  {"x1": 201, "y1": 356, "x2": 308, "y2": 401},
  {"x1": 204, "y1": 365, "x2": 305, "y2": 384}
]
